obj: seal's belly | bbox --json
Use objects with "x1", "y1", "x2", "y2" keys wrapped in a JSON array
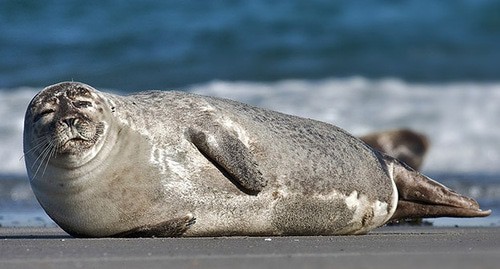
[
  {"x1": 271, "y1": 189, "x2": 395, "y2": 235},
  {"x1": 184, "y1": 178, "x2": 396, "y2": 236}
]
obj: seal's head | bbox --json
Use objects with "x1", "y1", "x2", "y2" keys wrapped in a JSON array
[{"x1": 24, "y1": 82, "x2": 114, "y2": 174}]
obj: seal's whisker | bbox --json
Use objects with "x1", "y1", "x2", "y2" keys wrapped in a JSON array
[
  {"x1": 40, "y1": 141, "x2": 57, "y2": 178},
  {"x1": 30, "y1": 141, "x2": 50, "y2": 170},
  {"x1": 32, "y1": 142, "x2": 53, "y2": 181},
  {"x1": 20, "y1": 137, "x2": 48, "y2": 161},
  {"x1": 23, "y1": 136, "x2": 47, "y2": 151},
  {"x1": 31, "y1": 144, "x2": 50, "y2": 180}
]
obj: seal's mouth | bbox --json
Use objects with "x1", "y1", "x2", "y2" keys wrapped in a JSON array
[
  {"x1": 61, "y1": 137, "x2": 90, "y2": 147},
  {"x1": 57, "y1": 137, "x2": 94, "y2": 154},
  {"x1": 54, "y1": 121, "x2": 105, "y2": 155}
]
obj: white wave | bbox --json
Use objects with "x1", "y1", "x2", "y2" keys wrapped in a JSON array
[
  {"x1": 0, "y1": 88, "x2": 39, "y2": 176},
  {"x1": 2, "y1": 77, "x2": 500, "y2": 176}
]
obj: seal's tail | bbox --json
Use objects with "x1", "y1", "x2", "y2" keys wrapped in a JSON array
[{"x1": 385, "y1": 155, "x2": 491, "y2": 221}]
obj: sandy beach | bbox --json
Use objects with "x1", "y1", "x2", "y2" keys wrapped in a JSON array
[{"x1": 0, "y1": 226, "x2": 498, "y2": 269}]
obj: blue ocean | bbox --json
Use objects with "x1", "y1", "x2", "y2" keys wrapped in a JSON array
[{"x1": 1, "y1": 0, "x2": 500, "y2": 228}]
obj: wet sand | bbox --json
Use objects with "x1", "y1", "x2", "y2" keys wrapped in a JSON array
[{"x1": 1, "y1": 226, "x2": 499, "y2": 269}]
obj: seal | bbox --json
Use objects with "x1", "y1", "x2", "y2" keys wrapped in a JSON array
[
  {"x1": 24, "y1": 82, "x2": 491, "y2": 237},
  {"x1": 360, "y1": 129, "x2": 430, "y2": 170}
]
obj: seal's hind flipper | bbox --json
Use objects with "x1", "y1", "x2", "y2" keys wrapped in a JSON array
[
  {"x1": 384, "y1": 155, "x2": 491, "y2": 221},
  {"x1": 392, "y1": 200, "x2": 491, "y2": 220},
  {"x1": 187, "y1": 128, "x2": 267, "y2": 194},
  {"x1": 111, "y1": 214, "x2": 196, "y2": 238}
]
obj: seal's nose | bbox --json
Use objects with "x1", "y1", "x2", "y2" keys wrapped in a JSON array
[{"x1": 61, "y1": 117, "x2": 78, "y2": 127}]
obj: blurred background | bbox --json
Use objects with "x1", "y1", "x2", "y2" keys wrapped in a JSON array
[{"x1": 1, "y1": 0, "x2": 499, "y2": 227}]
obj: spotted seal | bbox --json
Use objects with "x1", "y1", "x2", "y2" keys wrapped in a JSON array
[
  {"x1": 360, "y1": 129, "x2": 430, "y2": 170},
  {"x1": 23, "y1": 82, "x2": 490, "y2": 237}
]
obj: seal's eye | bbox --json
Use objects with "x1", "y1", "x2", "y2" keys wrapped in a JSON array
[
  {"x1": 73, "y1": 101, "x2": 92, "y2": 108},
  {"x1": 34, "y1": 109, "x2": 55, "y2": 123}
]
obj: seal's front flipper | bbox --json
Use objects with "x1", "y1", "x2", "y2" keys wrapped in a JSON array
[
  {"x1": 112, "y1": 214, "x2": 196, "y2": 238},
  {"x1": 385, "y1": 155, "x2": 491, "y2": 221},
  {"x1": 187, "y1": 128, "x2": 267, "y2": 194}
]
